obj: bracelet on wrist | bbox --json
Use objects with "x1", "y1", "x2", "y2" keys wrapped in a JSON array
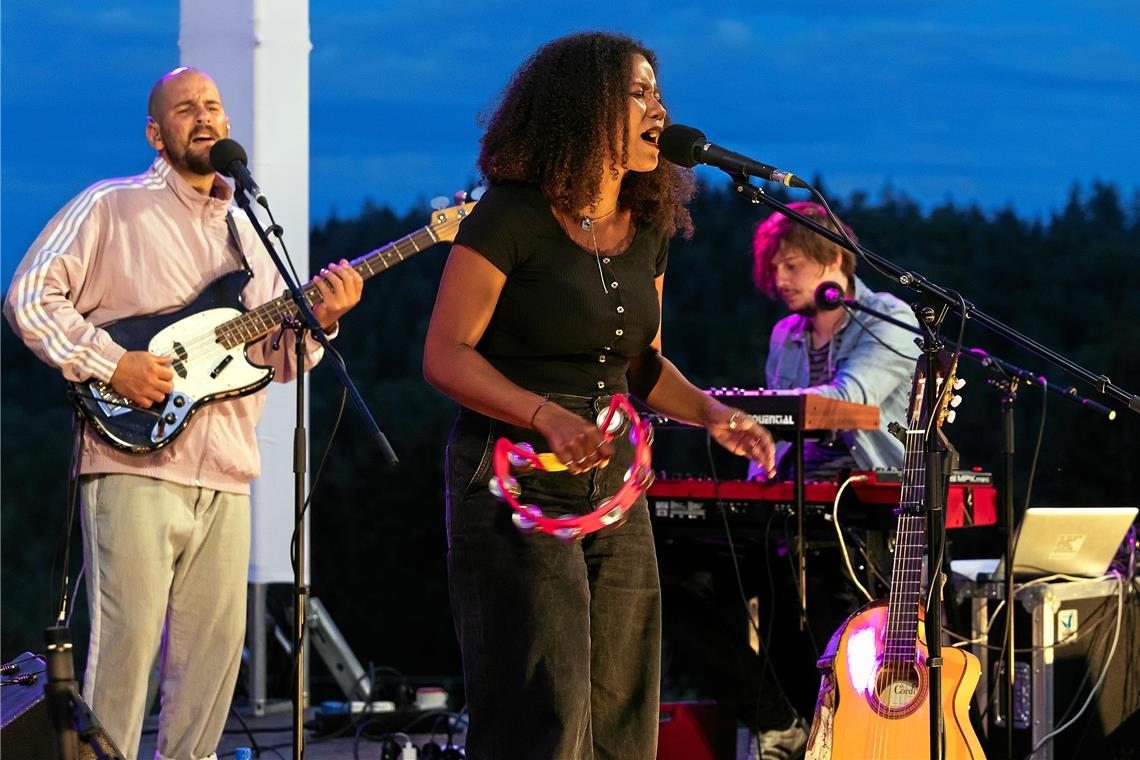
[{"x1": 529, "y1": 398, "x2": 551, "y2": 429}]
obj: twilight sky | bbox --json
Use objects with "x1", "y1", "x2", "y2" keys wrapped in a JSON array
[{"x1": 3, "y1": 1, "x2": 1139, "y2": 282}]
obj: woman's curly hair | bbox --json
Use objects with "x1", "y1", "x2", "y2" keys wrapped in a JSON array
[{"x1": 477, "y1": 31, "x2": 695, "y2": 238}]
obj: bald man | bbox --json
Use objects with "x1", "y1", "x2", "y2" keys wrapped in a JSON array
[{"x1": 5, "y1": 68, "x2": 363, "y2": 759}]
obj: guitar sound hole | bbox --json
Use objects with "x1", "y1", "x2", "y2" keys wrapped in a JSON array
[{"x1": 872, "y1": 662, "x2": 926, "y2": 718}]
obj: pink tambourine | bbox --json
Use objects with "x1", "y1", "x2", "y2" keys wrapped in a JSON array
[{"x1": 488, "y1": 394, "x2": 655, "y2": 540}]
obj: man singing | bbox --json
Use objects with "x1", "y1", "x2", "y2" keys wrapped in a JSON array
[{"x1": 5, "y1": 67, "x2": 363, "y2": 760}]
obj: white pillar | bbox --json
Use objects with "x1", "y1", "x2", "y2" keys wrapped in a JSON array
[{"x1": 180, "y1": 0, "x2": 311, "y2": 584}]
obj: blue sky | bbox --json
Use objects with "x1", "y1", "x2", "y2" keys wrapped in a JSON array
[{"x1": 3, "y1": 1, "x2": 1139, "y2": 282}]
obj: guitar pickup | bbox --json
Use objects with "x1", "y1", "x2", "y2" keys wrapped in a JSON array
[
  {"x1": 171, "y1": 341, "x2": 189, "y2": 379},
  {"x1": 210, "y1": 355, "x2": 234, "y2": 378}
]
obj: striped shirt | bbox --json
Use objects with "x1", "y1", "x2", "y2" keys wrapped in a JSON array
[{"x1": 4, "y1": 157, "x2": 325, "y2": 494}]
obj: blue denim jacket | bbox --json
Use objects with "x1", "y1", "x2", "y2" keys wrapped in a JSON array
[{"x1": 762, "y1": 276, "x2": 921, "y2": 473}]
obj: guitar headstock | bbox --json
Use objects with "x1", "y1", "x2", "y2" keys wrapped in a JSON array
[
  {"x1": 427, "y1": 200, "x2": 478, "y2": 244},
  {"x1": 908, "y1": 350, "x2": 965, "y2": 430}
]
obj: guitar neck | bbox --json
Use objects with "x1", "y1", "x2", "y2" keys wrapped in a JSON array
[
  {"x1": 215, "y1": 223, "x2": 442, "y2": 348},
  {"x1": 883, "y1": 427, "x2": 927, "y2": 664}
]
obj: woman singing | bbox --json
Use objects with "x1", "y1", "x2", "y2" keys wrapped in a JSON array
[{"x1": 423, "y1": 31, "x2": 776, "y2": 760}]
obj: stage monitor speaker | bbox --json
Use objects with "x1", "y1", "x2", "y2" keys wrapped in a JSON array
[{"x1": 1, "y1": 652, "x2": 123, "y2": 760}]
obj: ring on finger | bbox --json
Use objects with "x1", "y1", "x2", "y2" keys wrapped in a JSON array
[{"x1": 728, "y1": 411, "x2": 746, "y2": 431}]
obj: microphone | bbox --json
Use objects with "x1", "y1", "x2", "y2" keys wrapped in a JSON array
[
  {"x1": 209, "y1": 138, "x2": 268, "y2": 208},
  {"x1": 814, "y1": 281, "x2": 849, "y2": 311},
  {"x1": 657, "y1": 124, "x2": 809, "y2": 188},
  {"x1": 965, "y1": 346, "x2": 996, "y2": 369}
]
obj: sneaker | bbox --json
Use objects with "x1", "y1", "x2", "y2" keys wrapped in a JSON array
[{"x1": 748, "y1": 716, "x2": 808, "y2": 760}]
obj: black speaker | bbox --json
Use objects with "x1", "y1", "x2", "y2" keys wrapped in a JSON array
[{"x1": 1, "y1": 652, "x2": 123, "y2": 760}]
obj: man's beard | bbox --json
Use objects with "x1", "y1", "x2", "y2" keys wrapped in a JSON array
[
  {"x1": 790, "y1": 304, "x2": 818, "y2": 317},
  {"x1": 164, "y1": 128, "x2": 217, "y2": 177},
  {"x1": 181, "y1": 149, "x2": 214, "y2": 176},
  {"x1": 171, "y1": 143, "x2": 215, "y2": 176}
]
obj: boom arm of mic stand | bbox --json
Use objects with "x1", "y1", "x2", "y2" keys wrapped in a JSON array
[
  {"x1": 842, "y1": 301, "x2": 1117, "y2": 420},
  {"x1": 233, "y1": 192, "x2": 398, "y2": 466},
  {"x1": 967, "y1": 349, "x2": 1118, "y2": 420},
  {"x1": 732, "y1": 180, "x2": 1140, "y2": 414}
]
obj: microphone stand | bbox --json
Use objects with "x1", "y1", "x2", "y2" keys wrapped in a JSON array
[
  {"x1": 44, "y1": 625, "x2": 80, "y2": 760},
  {"x1": 232, "y1": 187, "x2": 398, "y2": 760},
  {"x1": 729, "y1": 177, "x2": 1138, "y2": 760},
  {"x1": 44, "y1": 624, "x2": 122, "y2": 760}
]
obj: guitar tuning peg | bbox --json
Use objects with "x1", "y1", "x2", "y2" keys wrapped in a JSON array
[
  {"x1": 470, "y1": 185, "x2": 487, "y2": 201},
  {"x1": 453, "y1": 190, "x2": 468, "y2": 205},
  {"x1": 950, "y1": 395, "x2": 964, "y2": 408},
  {"x1": 953, "y1": 378, "x2": 966, "y2": 390},
  {"x1": 430, "y1": 196, "x2": 450, "y2": 210},
  {"x1": 945, "y1": 410, "x2": 957, "y2": 424}
]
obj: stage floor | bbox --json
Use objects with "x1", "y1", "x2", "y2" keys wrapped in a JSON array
[
  {"x1": 136, "y1": 709, "x2": 760, "y2": 759},
  {"x1": 139, "y1": 709, "x2": 468, "y2": 759}
]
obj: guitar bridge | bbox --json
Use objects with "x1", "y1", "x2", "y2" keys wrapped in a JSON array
[{"x1": 88, "y1": 382, "x2": 133, "y2": 418}]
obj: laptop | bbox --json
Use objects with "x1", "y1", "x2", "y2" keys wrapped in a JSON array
[
  {"x1": 1009, "y1": 506, "x2": 1137, "y2": 578},
  {"x1": 950, "y1": 506, "x2": 1137, "y2": 581}
]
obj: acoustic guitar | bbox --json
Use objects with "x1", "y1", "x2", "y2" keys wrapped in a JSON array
[{"x1": 808, "y1": 352, "x2": 986, "y2": 759}]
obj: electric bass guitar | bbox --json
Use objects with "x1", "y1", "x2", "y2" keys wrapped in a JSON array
[
  {"x1": 69, "y1": 202, "x2": 476, "y2": 454},
  {"x1": 809, "y1": 352, "x2": 986, "y2": 759}
]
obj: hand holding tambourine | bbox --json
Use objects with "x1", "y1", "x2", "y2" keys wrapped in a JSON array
[{"x1": 489, "y1": 395, "x2": 653, "y2": 541}]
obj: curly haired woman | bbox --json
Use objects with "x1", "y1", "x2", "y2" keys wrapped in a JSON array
[{"x1": 424, "y1": 31, "x2": 775, "y2": 759}]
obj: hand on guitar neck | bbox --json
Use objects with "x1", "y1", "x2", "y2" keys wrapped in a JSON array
[{"x1": 308, "y1": 258, "x2": 364, "y2": 332}]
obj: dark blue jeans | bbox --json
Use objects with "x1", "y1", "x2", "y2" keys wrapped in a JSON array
[{"x1": 445, "y1": 393, "x2": 662, "y2": 760}]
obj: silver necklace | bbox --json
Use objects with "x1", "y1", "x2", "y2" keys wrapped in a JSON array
[
  {"x1": 568, "y1": 207, "x2": 617, "y2": 295},
  {"x1": 579, "y1": 205, "x2": 617, "y2": 230},
  {"x1": 587, "y1": 222, "x2": 609, "y2": 294}
]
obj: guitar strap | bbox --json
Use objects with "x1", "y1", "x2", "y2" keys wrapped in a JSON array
[{"x1": 224, "y1": 211, "x2": 254, "y2": 277}]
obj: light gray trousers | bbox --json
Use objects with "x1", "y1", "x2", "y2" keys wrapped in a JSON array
[{"x1": 80, "y1": 474, "x2": 250, "y2": 760}]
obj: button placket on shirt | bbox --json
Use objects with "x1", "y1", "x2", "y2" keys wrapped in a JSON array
[{"x1": 596, "y1": 256, "x2": 626, "y2": 391}]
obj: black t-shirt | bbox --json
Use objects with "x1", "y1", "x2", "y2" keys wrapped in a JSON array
[{"x1": 453, "y1": 183, "x2": 669, "y2": 396}]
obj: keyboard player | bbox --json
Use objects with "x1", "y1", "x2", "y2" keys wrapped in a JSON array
[{"x1": 750, "y1": 202, "x2": 921, "y2": 480}]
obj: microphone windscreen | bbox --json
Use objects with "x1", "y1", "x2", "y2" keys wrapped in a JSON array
[
  {"x1": 814, "y1": 281, "x2": 845, "y2": 311},
  {"x1": 209, "y1": 138, "x2": 248, "y2": 176},
  {"x1": 657, "y1": 124, "x2": 706, "y2": 168}
]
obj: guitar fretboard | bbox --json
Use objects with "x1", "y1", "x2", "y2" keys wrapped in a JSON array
[
  {"x1": 214, "y1": 224, "x2": 443, "y2": 349},
  {"x1": 882, "y1": 427, "x2": 927, "y2": 664}
]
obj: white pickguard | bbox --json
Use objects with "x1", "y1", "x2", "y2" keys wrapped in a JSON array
[{"x1": 148, "y1": 307, "x2": 271, "y2": 399}]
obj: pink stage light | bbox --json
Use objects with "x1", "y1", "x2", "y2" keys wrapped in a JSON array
[{"x1": 845, "y1": 623, "x2": 880, "y2": 697}]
